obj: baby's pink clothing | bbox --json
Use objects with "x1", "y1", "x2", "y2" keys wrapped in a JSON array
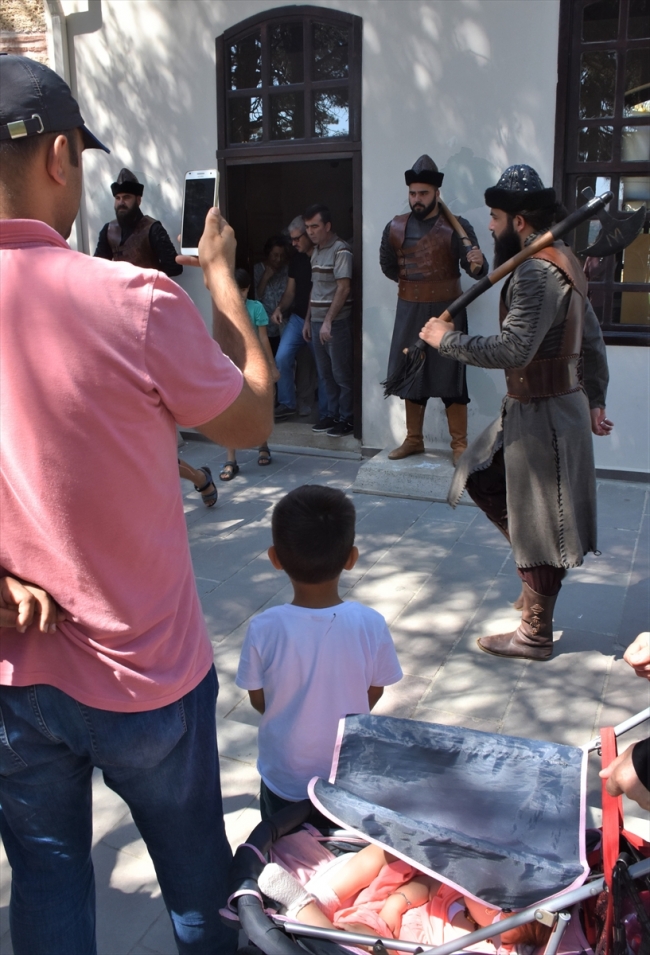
[{"x1": 0, "y1": 220, "x2": 243, "y2": 710}]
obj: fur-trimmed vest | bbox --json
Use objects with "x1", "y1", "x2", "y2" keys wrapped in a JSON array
[{"x1": 107, "y1": 216, "x2": 158, "y2": 269}]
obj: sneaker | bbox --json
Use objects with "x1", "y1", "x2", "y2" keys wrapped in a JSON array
[
  {"x1": 274, "y1": 404, "x2": 296, "y2": 421},
  {"x1": 312, "y1": 416, "x2": 336, "y2": 433},
  {"x1": 327, "y1": 419, "x2": 354, "y2": 437},
  {"x1": 298, "y1": 404, "x2": 312, "y2": 417}
]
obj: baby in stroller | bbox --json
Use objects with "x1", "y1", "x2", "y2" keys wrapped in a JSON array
[{"x1": 258, "y1": 842, "x2": 552, "y2": 949}]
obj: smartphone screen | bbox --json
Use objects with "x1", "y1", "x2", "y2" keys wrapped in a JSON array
[{"x1": 181, "y1": 172, "x2": 217, "y2": 252}]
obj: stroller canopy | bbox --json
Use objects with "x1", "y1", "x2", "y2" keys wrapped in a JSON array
[{"x1": 309, "y1": 715, "x2": 588, "y2": 910}]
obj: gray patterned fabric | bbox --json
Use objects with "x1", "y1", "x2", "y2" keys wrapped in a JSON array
[
  {"x1": 312, "y1": 714, "x2": 587, "y2": 910},
  {"x1": 440, "y1": 242, "x2": 609, "y2": 569}
]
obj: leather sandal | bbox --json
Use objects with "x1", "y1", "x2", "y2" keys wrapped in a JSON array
[
  {"x1": 219, "y1": 461, "x2": 239, "y2": 482},
  {"x1": 194, "y1": 466, "x2": 218, "y2": 507},
  {"x1": 258, "y1": 447, "x2": 272, "y2": 466}
]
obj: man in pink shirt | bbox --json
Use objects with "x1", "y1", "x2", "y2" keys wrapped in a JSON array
[{"x1": 0, "y1": 55, "x2": 272, "y2": 954}]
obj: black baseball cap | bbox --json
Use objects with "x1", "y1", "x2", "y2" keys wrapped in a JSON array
[{"x1": 0, "y1": 53, "x2": 109, "y2": 152}]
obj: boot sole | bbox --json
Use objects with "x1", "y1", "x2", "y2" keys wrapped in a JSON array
[{"x1": 476, "y1": 638, "x2": 552, "y2": 661}]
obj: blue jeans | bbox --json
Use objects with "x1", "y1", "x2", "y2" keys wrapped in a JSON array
[
  {"x1": 0, "y1": 666, "x2": 237, "y2": 955},
  {"x1": 275, "y1": 313, "x2": 327, "y2": 416},
  {"x1": 311, "y1": 317, "x2": 354, "y2": 422}
]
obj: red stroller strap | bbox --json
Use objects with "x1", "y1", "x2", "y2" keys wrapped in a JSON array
[{"x1": 600, "y1": 725, "x2": 624, "y2": 889}]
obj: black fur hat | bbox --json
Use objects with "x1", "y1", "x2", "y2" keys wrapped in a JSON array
[
  {"x1": 484, "y1": 164, "x2": 555, "y2": 213},
  {"x1": 404, "y1": 154, "x2": 444, "y2": 188},
  {"x1": 111, "y1": 168, "x2": 144, "y2": 197}
]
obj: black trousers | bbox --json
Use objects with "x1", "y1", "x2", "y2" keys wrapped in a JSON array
[{"x1": 465, "y1": 448, "x2": 565, "y2": 596}]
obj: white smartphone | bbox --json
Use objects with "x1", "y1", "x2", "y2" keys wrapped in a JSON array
[{"x1": 180, "y1": 169, "x2": 219, "y2": 255}]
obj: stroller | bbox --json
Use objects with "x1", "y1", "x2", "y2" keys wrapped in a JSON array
[{"x1": 226, "y1": 710, "x2": 650, "y2": 955}]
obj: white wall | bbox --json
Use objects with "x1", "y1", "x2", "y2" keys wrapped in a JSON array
[{"x1": 69, "y1": 0, "x2": 647, "y2": 472}]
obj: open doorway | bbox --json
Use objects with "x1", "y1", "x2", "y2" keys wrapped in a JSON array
[{"x1": 224, "y1": 157, "x2": 361, "y2": 442}]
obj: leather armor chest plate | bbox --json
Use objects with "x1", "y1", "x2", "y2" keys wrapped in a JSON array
[{"x1": 107, "y1": 216, "x2": 158, "y2": 269}]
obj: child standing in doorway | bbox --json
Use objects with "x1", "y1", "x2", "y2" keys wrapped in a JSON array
[
  {"x1": 236, "y1": 485, "x2": 403, "y2": 820},
  {"x1": 219, "y1": 269, "x2": 279, "y2": 480}
]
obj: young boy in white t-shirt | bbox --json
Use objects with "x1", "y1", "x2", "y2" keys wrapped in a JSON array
[{"x1": 236, "y1": 485, "x2": 402, "y2": 820}]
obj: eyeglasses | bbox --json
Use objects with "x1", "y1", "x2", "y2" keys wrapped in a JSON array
[{"x1": 290, "y1": 232, "x2": 307, "y2": 243}]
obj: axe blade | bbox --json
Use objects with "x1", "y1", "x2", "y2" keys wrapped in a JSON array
[{"x1": 578, "y1": 187, "x2": 646, "y2": 257}]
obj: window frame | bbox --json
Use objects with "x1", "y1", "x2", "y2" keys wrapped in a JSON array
[
  {"x1": 553, "y1": 0, "x2": 649, "y2": 346},
  {"x1": 216, "y1": 5, "x2": 362, "y2": 157}
]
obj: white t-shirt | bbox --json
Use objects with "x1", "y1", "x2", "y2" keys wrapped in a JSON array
[{"x1": 236, "y1": 601, "x2": 402, "y2": 801}]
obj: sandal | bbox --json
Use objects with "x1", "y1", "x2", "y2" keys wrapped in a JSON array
[
  {"x1": 194, "y1": 466, "x2": 218, "y2": 507},
  {"x1": 219, "y1": 461, "x2": 239, "y2": 482},
  {"x1": 258, "y1": 447, "x2": 272, "y2": 466}
]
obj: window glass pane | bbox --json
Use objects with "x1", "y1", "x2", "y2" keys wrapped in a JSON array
[
  {"x1": 615, "y1": 290, "x2": 650, "y2": 322},
  {"x1": 624, "y1": 49, "x2": 650, "y2": 116},
  {"x1": 270, "y1": 23, "x2": 304, "y2": 85},
  {"x1": 270, "y1": 92, "x2": 305, "y2": 139},
  {"x1": 619, "y1": 174, "x2": 650, "y2": 209},
  {"x1": 312, "y1": 23, "x2": 349, "y2": 80},
  {"x1": 628, "y1": 0, "x2": 650, "y2": 38},
  {"x1": 582, "y1": 0, "x2": 620, "y2": 41},
  {"x1": 621, "y1": 124, "x2": 650, "y2": 159},
  {"x1": 578, "y1": 125, "x2": 614, "y2": 161},
  {"x1": 575, "y1": 175, "x2": 611, "y2": 251},
  {"x1": 579, "y1": 52, "x2": 617, "y2": 117},
  {"x1": 229, "y1": 96, "x2": 263, "y2": 143},
  {"x1": 313, "y1": 88, "x2": 349, "y2": 137},
  {"x1": 229, "y1": 32, "x2": 262, "y2": 90}
]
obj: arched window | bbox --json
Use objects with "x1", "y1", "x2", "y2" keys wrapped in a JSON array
[{"x1": 216, "y1": 6, "x2": 361, "y2": 151}]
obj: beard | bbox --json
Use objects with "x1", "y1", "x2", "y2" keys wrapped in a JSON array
[
  {"x1": 493, "y1": 220, "x2": 521, "y2": 268},
  {"x1": 115, "y1": 205, "x2": 139, "y2": 226},
  {"x1": 410, "y1": 196, "x2": 438, "y2": 220}
]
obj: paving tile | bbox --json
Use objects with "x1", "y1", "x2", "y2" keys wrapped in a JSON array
[
  {"x1": 418, "y1": 640, "x2": 527, "y2": 722},
  {"x1": 554, "y1": 573, "x2": 629, "y2": 636},
  {"x1": 217, "y1": 719, "x2": 259, "y2": 764},
  {"x1": 500, "y1": 648, "x2": 612, "y2": 746},
  {"x1": 457, "y1": 516, "x2": 511, "y2": 551},
  {"x1": 92, "y1": 841, "x2": 167, "y2": 955},
  {"x1": 596, "y1": 481, "x2": 647, "y2": 531},
  {"x1": 372, "y1": 674, "x2": 432, "y2": 719},
  {"x1": 417, "y1": 502, "x2": 477, "y2": 524},
  {"x1": 92, "y1": 770, "x2": 132, "y2": 846},
  {"x1": 129, "y1": 909, "x2": 176, "y2": 954},
  {"x1": 410, "y1": 703, "x2": 501, "y2": 734},
  {"x1": 592, "y1": 525, "x2": 640, "y2": 574},
  {"x1": 225, "y1": 806, "x2": 263, "y2": 851},
  {"x1": 226, "y1": 696, "x2": 262, "y2": 728},
  {"x1": 345, "y1": 571, "x2": 430, "y2": 626},
  {"x1": 220, "y1": 759, "x2": 262, "y2": 818}
]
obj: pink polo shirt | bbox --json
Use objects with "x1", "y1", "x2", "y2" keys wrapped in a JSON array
[{"x1": 0, "y1": 220, "x2": 243, "y2": 711}]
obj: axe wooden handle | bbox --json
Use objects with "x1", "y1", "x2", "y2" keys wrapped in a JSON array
[
  {"x1": 438, "y1": 199, "x2": 482, "y2": 276},
  {"x1": 434, "y1": 191, "x2": 615, "y2": 324}
]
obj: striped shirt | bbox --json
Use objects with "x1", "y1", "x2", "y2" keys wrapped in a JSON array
[{"x1": 310, "y1": 236, "x2": 353, "y2": 323}]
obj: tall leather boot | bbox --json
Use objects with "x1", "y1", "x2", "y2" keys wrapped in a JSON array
[
  {"x1": 477, "y1": 583, "x2": 556, "y2": 661},
  {"x1": 388, "y1": 400, "x2": 425, "y2": 460},
  {"x1": 445, "y1": 403, "x2": 468, "y2": 464}
]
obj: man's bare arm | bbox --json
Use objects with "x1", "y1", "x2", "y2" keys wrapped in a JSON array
[
  {"x1": 271, "y1": 277, "x2": 296, "y2": 324},
  {"x1": 178, "y1": 209, "x2": 273, "y2": 449}
]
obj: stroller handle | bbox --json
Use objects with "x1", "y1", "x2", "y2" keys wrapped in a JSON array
[{"x1": 585, "y1": 706, "x2": 650, "y2": 752}]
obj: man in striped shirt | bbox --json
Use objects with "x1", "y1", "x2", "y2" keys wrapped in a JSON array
[{"x1": 304, "y1": 204, "x2": 354, "y2": 437}]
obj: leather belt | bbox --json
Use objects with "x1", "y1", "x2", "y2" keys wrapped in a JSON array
[
  {"x1": 398, "y1": 277, "x2": 462, "y2": 303},
  {"x1": 505, "y1": 356, "x2": 582, "y2": 401}
]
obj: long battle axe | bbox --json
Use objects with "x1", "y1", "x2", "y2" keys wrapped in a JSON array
[{"x1": 382, "y1": 189, "x2": 646, "y2": 397}]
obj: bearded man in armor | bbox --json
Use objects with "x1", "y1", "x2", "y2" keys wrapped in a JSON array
[
  {"x1": 380, "y1": 155, "x2": 487, "y2": 463},
  {"x1": 94, "y1": 167, "x2": 182, "y2": 277},
  {"x1": 421, "y1": 165, "x2": 612, "y2": 662}
]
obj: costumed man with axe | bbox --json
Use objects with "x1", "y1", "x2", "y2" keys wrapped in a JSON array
[
  {"x1": 380, "y1": 155, "x2": 488, "y2": 463},
  {"x1": 420, "y1": 165, "x2": 614, "y2": 663}
]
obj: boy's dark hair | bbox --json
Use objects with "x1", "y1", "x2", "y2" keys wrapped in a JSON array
[
  {"x1": 304, "y1": 203, "x2": 332, "y2": 226},
  {"x1": 272, "y1": 485, "x2": 356, "y2": 584},
  {"x1": 234, "y1": 268, "x2": 251, "y2": 290}
]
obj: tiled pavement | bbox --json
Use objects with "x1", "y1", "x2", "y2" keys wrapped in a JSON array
[{"x1": 1, "y1": 439, "x2": 648, "y2": 954}]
